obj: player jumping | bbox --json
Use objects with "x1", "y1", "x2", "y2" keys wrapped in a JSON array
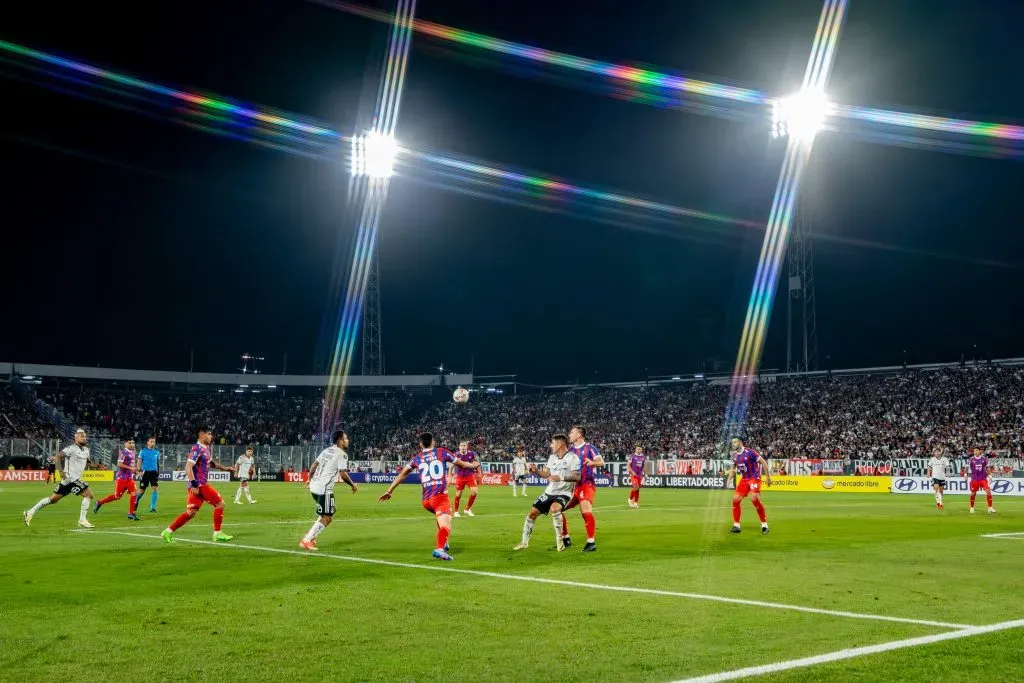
[
  {"x1": 378, "y1": 432, "x2": 479, "y2": 561},
  {"x1": 234, "y1": 446, "x2": 257, "y2": 504},
  {"x1": 161, "y1": 426, "x2": 235, "y2": 543},
  {"x1": 513, "y1": 434, "x2": 580, "y2": 551},
  {"x1": 511, "y1": 447, "x2": 528, "y2": 497},
  {"x1": 94, "y1": 439, "x2": 140, "y2": 520},
  {"x1": 628, "y1": 445, "x2": 646, "y2": 508},
  {"x1": 301, "y1": 430, "x2": 358, "y2": 550},
  {"x1": 135, "y1": 437, "x2": 161, "y2": 512},
  {"x1": 22, "y1": 428, "x2": 96, "y2": 528},
  {"x1": 725, "y1": 436, "x2": 771, "y2": 534},
  {"x1": 453, "y1": 440, "x2": 479, "y2": 517},
  {"x1": 967, "y1": 446, "x2": 996, "y2": 514},
  {"x1": 560, "y1": 425, "x2": 603, "y2": 552},
  {"x1": 927, "y1": 446, "x2": 951, "y2": 510}
]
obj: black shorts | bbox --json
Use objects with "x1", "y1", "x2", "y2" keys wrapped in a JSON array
[
  {"x1": 515, "y1": 475, "x2": 526, "y2": 484},
  {"x1": 47, "y1": 464, "x2": 56, "y2": 474},
  {"x1": 139, "y1": 471, "x2": 160, "y2": 488},
  {"x1": 532, "y1": 493, "x2": 570, "y2": 516},
  {"x1": 311, "y1": 491, "x2": 336, "y2": 517},
  {"x1": 932, "y1": 478, "x2": 946, "y2": 488},
  {"x1": 54, "y1": 479, "x2": 89, "y2": 497},
  {"x1": 238, "y1": 477, "x2": 250, "y2": 484}
]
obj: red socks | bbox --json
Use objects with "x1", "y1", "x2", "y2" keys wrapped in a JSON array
[
  {"x1": 169, "y1": 512, "x2": 191, "y2": 531},
  {"x1": 986, "y1": 492, "x2": 993, "y2": 507},
  {"x1": 467, "y1": 494, "x2": 477, "y2": 511},
  {"x1": 436, "y1": 525, "x2": 450, "y2": 550},
  {"x1": 453, "y1": 495, "x2": 461, "y2": 512},
  {"x1": 970, "y1": 494, "x2": 976, "y2": 507},
  {"x1": 582, "y1": 512, "x2": 596, "y2": 540},
  {"x1": 213, "y1": 507, "x2": 224, "y2": 532},
  {"x1": 752, "y1": 499, "x2": 767, "y2": 523},
  {"x1": 98, "y1": 493, "x2": 118, "y2": 506},
  {"x1": 629, "y1": 489, "x2": 640, "y2": 503},
  {"x1": 561, "y1": 514, "x2": 570, "y2": 536},
  {"x1": 732, "y1": 500, "x2": 742, "y2": 523},
  {"x1": 128, "y1": 493, "x2": 137, "y2": 514}
]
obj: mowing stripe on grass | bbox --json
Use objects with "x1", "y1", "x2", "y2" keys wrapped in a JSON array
[
  {"x1": 672, "y1": 618, "x2": 1024, "y2": 682},
  {"x1": 69, "y1": 529, "x2": 971, "y2": 630}
]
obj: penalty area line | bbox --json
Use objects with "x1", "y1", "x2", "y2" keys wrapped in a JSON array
[
  {"x1": 672, "y1": 618, "x2": 1024, "y2": 682},
  {"x1": 981, "y1": 532, "x2": 1024, "y2": 540},
  {"x1": 69, "y1": 529, "x2": 971, "y2": 630}
]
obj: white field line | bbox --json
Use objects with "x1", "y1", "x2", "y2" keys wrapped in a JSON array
[
  {"x1": 85, "y1": 501, "x2": 882, "y2": 532},
  {"x1": 981, "y1": 532, "x2": 1024, "y2": 539},
  {"x1": 672, "y1": 618, "x2": 1024, "y2": 682},
  {"x1": 69, "y1": 528, "x2": 970, "y2": 630}
]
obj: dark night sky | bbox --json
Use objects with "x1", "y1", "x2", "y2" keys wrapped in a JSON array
[{"x1": 2, "y1": 0, "x2": 1022, "y2": 382}]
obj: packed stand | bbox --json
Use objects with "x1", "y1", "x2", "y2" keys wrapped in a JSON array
[{"x1": 0, "y1": 384, "x2": 59, "y2": 439}]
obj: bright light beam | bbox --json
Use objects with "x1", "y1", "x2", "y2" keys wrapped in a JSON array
[
  {"x1": 352, "y1": 130, "x2": 399, "y2": 178},
  {"x1": 722, "y1": 0, "x2": 848, "y2": 442},
  {"x1": 771, "y1": 89, "x2": 834, "y2": 141}
]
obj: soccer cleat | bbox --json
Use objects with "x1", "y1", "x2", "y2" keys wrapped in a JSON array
[
  {"x1": 465, "y1": 509, "x2": 475, "y2": 517},
  {"x1": 93, "y1": 501, "x2": 103, "y2": 514},
  {"x1": 150, "y1": 509, "x2": 157, "y2": 513},
  {"x1": 234, "y1": 500, "x2": 242, "y2": 505},
  {"x1": 761, "y1": 526, "x2": 769, "y2": 535},
  {"x1": 513, "y1": 542, "x2": 529, "y2": 551},
  {"x1": 128, "y1": 513, "x2": 140, "y2": 521},
  {"x1": 582, "y1": 542, "x2": 597, "y2": 553},
  {"x1": 78, "y1": 519, "x2": 94, "y2": 529},
  {"x1": 969, "y1": 508, "x2": 975, "y2": 514},
  {"x1": 556, "y1": 537, "x2": 565, "y2": 552},
  {"x1": 453, "y1": 511, "x2": 461, "y2": 518},
  {"x1": 563, "y1": 536, "x2": 572, "y2": 548},
  {"x1": 249, "y1": 500, "x2": 257, "y2": 504},
  {"x1": 299, "y1": 539, "x2": 318, "y2": 551},
  {"x1": 161, "y1": 529, "x2": 175, "y2": 544},
  {"x1": 443, "y1": 541, "x2": 450, "y2": 552},
  {"x1": 213, "y1": 532, "x2": 233, "y2": 542},
  {"x1": 937, "y1": 503, "x2": 943, "y2": 510},
  {"x1": 22, "y1": 510, "x2": 32, "y2": 527},
  {"x1": 730, "y1": 526, "x2": 742, "y2": 534},
  {"x1": 432, "y1": 549, "x2": 454, "y2": 561},
  {"x1": 988, "y1": 508, "x2": 997, "y2": 514}
]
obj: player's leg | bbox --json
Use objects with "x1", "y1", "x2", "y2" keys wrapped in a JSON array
[
  {"x1": 127, "y1": 481, "x2": 139, "y2": 517},
  {"x1": 95, "y1": 479, "x2": 127, "y2": 511},
  {"x1": 149, "y1": 478, "x2": 159, "y2": 511},
  {"x1": 244, "y1": 480, "x2": 255, "y2": 503},
  {"x1": 550, "y1": 501, "x2": 566, "y2": 551},
  {"x1": 23, "y1": 488, "x2": 65, "y2": 525},
  {"x1": 453, "y1": 479, "x2": 465, "y2": 516},
  {"x1": 969, "y1": 481, "x2": 978, "y2": 512},
  {"x1": 515, "y1": 504, "x2": 543, "y2": 549},
  {"x1": 434, "y1": 509, "x2": 453, "y2": 560},
  {"x1": 560, "y1": 493, "x2": 575, "y2": 545},
  {"x1": 78, "y1": 485, "x2": 95, "y2": 527},
  {"x1": 579, "y1": 493, "x2": 597, "y2": 551},
  {"x1": 731, "y1": 480, "x2": 748, "y2": 532},
  {"x1": 465, "y1": 485, "x2": 478, "y2": 516},
  {"x1": 301, "y1": 493, "x2": 334, "y2": 550},
  {"x1": 984, "y1": 482, "x2": 995, "y2": 512},
  {"x1": 234, "y1": 478, "x2": 243, "y2": 504},
  {"x1": 136, "y1": 475, "x2": 149, "y2": 511},
  {"x1": 205, "y1": 487, "x2": 230, "y2": 541},
  {"x1": 750, "y1": 491, "x2": 768, "y2": 533},
  {"x1": 933, "y1": 482, "x2": 943, "y2": 509}
]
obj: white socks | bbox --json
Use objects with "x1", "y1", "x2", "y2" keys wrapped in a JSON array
[
  {"x1": 30, "y1": 497, "x2": 51, "y2": 514},
  {"x1": 935, "y1": 492, "x2": 943, "y2": 505},
  {"x1": 79, "y1": 498, "x2": 90, "y2": 521},
  {"x1": 521, "y1": 517, "x2": 535, "y2": 545},
  {"x1": 521, "y1": 485, "x2": 527, "y2": 496},
  {"x1": 551, "y1": 512, "x2": 564, "y2": 543},
  {"x1": 245, "y1": 490, "x2": 253, "y2": 502},
  {"x1": 235, "y1": 489, "x2": 242, "y2": 502},
  {"x1": 304, "y1": 521, "x2": 326, "y2": 542}
]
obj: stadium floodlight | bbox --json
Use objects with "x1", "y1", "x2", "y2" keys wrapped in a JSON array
[
  {"x1": 351, "y1": 130, "x2": 399, "y2": 178},
  {"x1": 771, "y1": 89, "x2": 833, "y2": 141}
]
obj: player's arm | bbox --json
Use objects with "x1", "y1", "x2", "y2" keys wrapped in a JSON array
[
  {"x1": 758, "y1": 456, "x2": 772, "y2": 485},
  {"x1": 379, "y1": 465, "x2": 413, "y2": 502},
  {"x1": 210, "y1": 459, "x2": 233, "y2": 472},
  {"x1": 184, "y1": 458, "x2": 198, "y2": 491},
  {"x1": 588, "y1": 452, "x2": 606, "y2": 467},
  {"x1": 55, "y1": 450, "x2": 67, "y2": 479},
  {"x1": 117, "y1": 455, "x2": 132, "y2": 473},
  {"x1": 306, "y1": 459, "x2": 320, "y2": 489},
  {"x1": 454, "y1": 458, "x2": 480, "y2": 470},
  {"x1": 339, "y1": 469, "x2": 358, "y2": 494}
]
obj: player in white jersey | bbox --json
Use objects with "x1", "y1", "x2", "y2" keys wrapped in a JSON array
[
  {"x1": 300, "y1": 430, "x2": 359, "y2": 550},
  {"x1": 513, "y1": 434, "x2": 580, "y2": 552},
  {"x1": 233, "y1": 447, "x2": 257, "y2": 504},
  {"x1": 23, "y1": 429, "x2": 96, "y2": 528},
  {"x1": 511, "y1": 448, "x2": 528, "y2": 497},
  {"x1": 928, "y1": 446, "x2": 952, "y2": 510}
]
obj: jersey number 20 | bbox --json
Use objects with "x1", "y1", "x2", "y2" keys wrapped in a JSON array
[{"x1": 418, "y1": 460, "x2": 445, "y2": 485}]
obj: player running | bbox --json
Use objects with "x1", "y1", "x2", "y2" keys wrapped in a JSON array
[
  {"x1": 967, "y1": 446, "x2": 996, "y2": 514},
  {"x1": 161, "y1": 426, "x2": 235, "y2": 543},
  {"x1": 45, "y1": 456, "x2": 56, "y2": 485},
  {"x1": 378, "y1": 432, "x2": 479, "y2": 561},
  {"x1": 513, "y1": 434, "x2": 580, "y2": 551},
  {"x1": 511, "y1": 447, "x2": 528, "y2": 497},
  {"x1": 725, "y1": 436, "x2": 771, "y2": 534},
  {"x1": 300, "y1": 430, "x2": 358, "y2": 550},
  {"x1": 234, "y1": 446, "x2": 257, "y2": 504},
  {"x1": 23, "y1": 429, "x2": 96, "y2": 528},
  {"x1": 560, "y1": 425, "x2": 603, "y2": 552},
  {"x1": 135, "y1": 437, "x2": 161, "y2": 512},
  {"x1": 928, "y1": 446, "x2": 951, "y2": 510},
  {"x1": 628, "y1": 445, "x2": 646, "y2": 508},
  {"x1": 453, "y1": 440, "x2": 479, "y2": 517},
  {"x1": 94, "y1": 439, "x2": 141, "y2": 520}
]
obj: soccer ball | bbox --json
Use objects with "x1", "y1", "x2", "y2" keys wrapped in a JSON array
[{"x1": 452, "y1": 387, "x2": 469, "y2": 404}]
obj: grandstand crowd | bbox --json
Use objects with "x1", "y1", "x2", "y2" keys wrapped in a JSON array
[{"x1": 1, "y1": 365, "x2": 1021, "y2": 459}]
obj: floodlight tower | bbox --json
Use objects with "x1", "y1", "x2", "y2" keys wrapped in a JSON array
[
  {"x1": 786, "y1": 203, "x2": 819, "y2": 373},
  {"x1": 351, "y1": 131, "x2": 398, "y2": 376}
]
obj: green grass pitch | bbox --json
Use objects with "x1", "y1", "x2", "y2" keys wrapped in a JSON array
[{"x1": 1, "y1": 482, "x2": 1021, "y2": 682}]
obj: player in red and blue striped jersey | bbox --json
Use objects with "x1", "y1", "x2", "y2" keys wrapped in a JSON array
[
  {"x1": 94, "y1": 440, "x2": 141, "y2": 520},
  {"x1": 560, "y1": 425, "x2": 604, "y2": 552},
  {"x1": 161, "y1": 426, "x2": 235, "y2": 544},
  {"x1": 628, "y1": 445, "x2": 646, "y2": 508},
  {"x1": 378, "y1": 432, "x2": 480, "y2": 561},
  {"x1": 724, "y1": 436, "x2": 771, "y2": 534},
  {"x1": 452, "y1": 440, "x2": 480, "y2": 517},
  {"x1": 968, "y1": 446, "x2": 996, "y2": 514}
]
